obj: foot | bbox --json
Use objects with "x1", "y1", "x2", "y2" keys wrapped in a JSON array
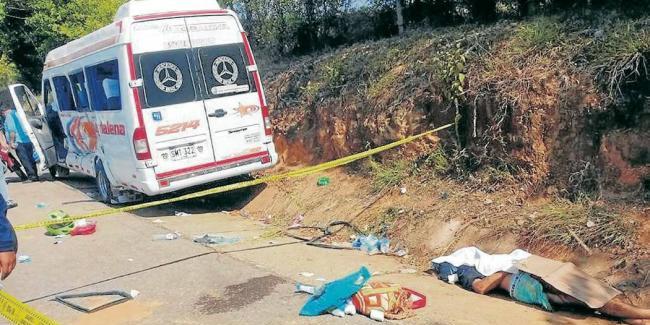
[
  {"x1": 6, "y1": 200, "x2": 17, "y2": 209},
  {"x1": 29, "y1": 176, "x2": 39, "y2": 182}
]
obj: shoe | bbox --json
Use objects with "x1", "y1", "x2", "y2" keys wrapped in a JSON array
[
  {"x1": 22, "y1": 179, "x2": 33, "y2": 184},
  {"x1": 6, "y1": 200, "x2": 17, "y2": 209},
  {"x1": 29, "y1": 177, "x2": 39, "y2": 182}
]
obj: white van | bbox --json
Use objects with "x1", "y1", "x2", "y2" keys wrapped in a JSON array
[{"x1": 18, "y1": 0, "x2": 278, "y2": 203}]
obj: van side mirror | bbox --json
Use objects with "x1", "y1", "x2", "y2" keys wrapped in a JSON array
[{"x1": 29, "y1": 119, "x2": 43, "y2": 130}]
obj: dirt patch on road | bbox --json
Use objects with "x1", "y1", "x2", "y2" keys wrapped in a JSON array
[{"x1": 195, "y1": 275, "x2": 287, "y2": 315}]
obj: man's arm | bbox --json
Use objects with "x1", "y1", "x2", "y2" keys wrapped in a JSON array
[
  {"x1": 472, "y1": 272, "x2": 509, "y2": 295},
  {"x1": 0, "y1": 198, "x2": 17, "y2": 280},
  {"x1": 8, "y1": 131, "x2": 16, "y2": 149}
]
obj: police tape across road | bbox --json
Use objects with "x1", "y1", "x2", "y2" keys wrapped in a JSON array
[
  {"x1": 0, "y1": 290, "x2": 59, "y2": 325},
  {"x1": 14, "y1": 124, "x2": 454, "y2": 232}
]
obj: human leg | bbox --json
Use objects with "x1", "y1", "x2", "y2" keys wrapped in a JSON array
[
  {"x1": 598, "y1": 296, "x2": 650, "y2": 322},
  {"x1": 0, "y1": 165, "x2": 15, "y2": 209},
  {"x1": 15, "y1": 143, "x2": 37, "y2": 179}
]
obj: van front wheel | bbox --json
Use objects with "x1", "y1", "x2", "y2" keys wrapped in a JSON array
[{"x1": 96, "y1": 163, "x2": 113, "y2": 204}]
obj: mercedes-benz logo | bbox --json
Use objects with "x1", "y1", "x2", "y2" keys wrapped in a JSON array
[
  {"x1": 153, "y1": 62, "x2": 183, "y2": 93},
  {"x1": 212, "y1": 56, "x2": 239, "y2": 85}
]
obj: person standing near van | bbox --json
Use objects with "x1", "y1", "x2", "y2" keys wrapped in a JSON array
[
  {"x1": 2, "y1": 107, "x2": 38, "y2": 181},
  {"x1": 0, "y1": 196, "x2": 17, "y2": 280},
  {"x1": 0, "y1": 131, "x2": 18, "y2": 209}
]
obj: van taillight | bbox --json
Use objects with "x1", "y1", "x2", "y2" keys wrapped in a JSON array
[
  {"x1": 262, "y1": 106, "x2": 272, "y2": 136},
  {"x1": 133, "y1": 127, "x2": 152, "y2": 160}
]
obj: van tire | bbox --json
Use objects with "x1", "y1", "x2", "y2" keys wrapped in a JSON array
[
  {"x1": 96, "y1": 163, "x2": 113, "y2": 204},
  {"x1": 49, "y1": 166, "x2": 70, "y2": 179}
]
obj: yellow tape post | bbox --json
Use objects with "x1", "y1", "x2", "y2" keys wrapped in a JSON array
[
  {"x1": 0, "y1": 290, "x2": 59, "y2": 325},
  {"x1": 14, "y1": 124, "x2": 454, "y2": 231}
]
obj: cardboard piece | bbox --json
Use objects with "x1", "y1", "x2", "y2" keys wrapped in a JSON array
[{"x1": 515, "y1": 255, "x2": 621, "y2": 309}]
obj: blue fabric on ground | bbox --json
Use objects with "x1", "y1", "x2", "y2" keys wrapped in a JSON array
[
  {"x1": 300, "y1": 266, "x2": 371, "y2": 316},
  {"x1": 431, "y1": 262, "x2": 458, "y2": 281},
  {"x1": 509, "y1": 272, "x2": 553, "y2": 311},
  {"x1": 457, "y1": 265, "x2": 486, "y2": 291}
]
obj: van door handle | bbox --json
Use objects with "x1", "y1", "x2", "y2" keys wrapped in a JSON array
[{"x1": 208, "y1": 109, "x2": 227, "y2": 118}]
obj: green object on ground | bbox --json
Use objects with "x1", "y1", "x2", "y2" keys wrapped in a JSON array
[
  {"x1": 45, "y1": 210, "x2": 75, "y2": 236},
  {"x1": 317, "y1": 177, "x2": 330, "y2": 186}
]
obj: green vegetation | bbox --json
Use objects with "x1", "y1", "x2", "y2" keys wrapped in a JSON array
[
  {"x1": 512, "y1": 16, "x2": 563, "y2": 51},
  {"x1": 0, "y1": 54, "x2": 17, "y2": 87},
  {"x1": 369, "y1": 159, "x2": 411, "y2": 192}
]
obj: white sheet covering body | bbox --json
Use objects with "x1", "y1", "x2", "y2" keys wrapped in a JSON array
[{"x1": 432, "y1": 247, "x2": 531, "y2": 276}]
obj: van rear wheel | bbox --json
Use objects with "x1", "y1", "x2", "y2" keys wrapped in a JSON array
[{"x1": 96, "y1": 163, "x2": 113, "y2": 204}]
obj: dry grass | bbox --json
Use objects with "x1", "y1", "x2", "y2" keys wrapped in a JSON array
[{"x1": 519, "y1": 201, "x2": 635, "y2": 251}]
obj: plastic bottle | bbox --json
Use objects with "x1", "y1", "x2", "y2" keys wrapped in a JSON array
[
  {"x1": 152, "y1": 233, "x2": 180, "y2": 241},
  {"x1": 370, "y1": 309, "x2": 385, "y2": 322}
]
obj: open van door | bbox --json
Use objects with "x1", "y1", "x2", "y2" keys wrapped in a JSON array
[{"x1": 5, "y1": 84, "x2": 56, "y2": 173}]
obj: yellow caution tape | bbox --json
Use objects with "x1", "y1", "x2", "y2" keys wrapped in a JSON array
[
  {"x1": 14, "y1": 124, "x2": 453, "y2": 231},
  {"x1": 0, "y1": 290, "x2": 59, "y2": 325}
]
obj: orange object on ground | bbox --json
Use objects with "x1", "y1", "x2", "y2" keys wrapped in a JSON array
[{"x1": 352, "y1": 281, "x2": 426, "y2": 320}]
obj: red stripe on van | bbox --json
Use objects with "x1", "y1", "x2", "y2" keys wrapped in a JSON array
[
  {"x1": 134, "y1": 10, "x2": 229, "y2": 21},
  {"x1": 242, "y1": 32, "x2": 271, "y2": 135},
  {"x1": 156, "y1": 151, "x2": 269, "y2": 180},
  {"x1": 126, "y1": 43, "x2": 145, "y2": 127}
]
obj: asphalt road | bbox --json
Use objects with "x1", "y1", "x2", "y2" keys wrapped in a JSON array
[{"x1": 1, "y1": 173, "x2": 613, "y2": 325}]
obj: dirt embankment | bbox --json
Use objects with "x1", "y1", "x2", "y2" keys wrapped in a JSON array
[
  {"x1": 264, "y1": 15, "x2": 649, "y2": 200},
  {"x1": 257, "y1": 14, "x2": 650, "y2": 306}
]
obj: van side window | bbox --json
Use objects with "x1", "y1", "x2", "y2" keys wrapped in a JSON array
[
  {"x1": 86, "y1": 60, "x2": 122, "y2": 111},
  {"x1": 69, "y1": 71, "x2": 91, "y2": 111},
  {"x1": 137, "y1": 50, "x2": 197, "y2": 108},
  {"x1": 53, "y1": 76, "x2": 77, "y2": 111},
  {"x1": 43, "y1": 80, "x2": 58, "y2": 113}
]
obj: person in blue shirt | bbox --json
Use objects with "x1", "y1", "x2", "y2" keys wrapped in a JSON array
[
  {"x1": 2, "y1": 107, "x2": 38, "y2": 181},
  {"x1": 0, "y1": 195, "x2": 17, "y2": 280}
]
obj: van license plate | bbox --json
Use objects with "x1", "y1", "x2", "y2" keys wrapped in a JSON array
[{"x1": 170, "y1": 145, "x2": 197, "y2": 161}]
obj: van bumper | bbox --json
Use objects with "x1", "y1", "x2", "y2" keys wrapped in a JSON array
[{"x1": 134, "y1": 144, "x2": 279, "y2": 196}]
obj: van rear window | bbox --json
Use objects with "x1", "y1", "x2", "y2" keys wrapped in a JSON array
[
  {"x1": 137, "y1": 50, "x2": 197, "y2": 109},
  {"x1": 197, "y1": 44, "x2": 254, "y2": 99},
  {"x1": 86, "y1": 60, "x2": 122, "y2": 111},
  {"x1": 53, "y1": 76, "x2": 76, "y2": 111}
]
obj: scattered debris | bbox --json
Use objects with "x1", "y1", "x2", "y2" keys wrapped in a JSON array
[
  {"x1": 127, "y1": 258, "x2": 134, "y2": 262},
  {"x1": 18, "y1": 255, "x2": 31, "y2": 263},
  {"x1": 289, "y1": 214, "x2": 305, "y2": 229},
  {"x1": 152, "y1": 219, "x2": 165, "y2": 224},
  {"x1": 299, "y1": 272, "x2": 315, "y2": 278},
  {"x1": 586, "y1": 220, "x2": 596, "y2": 228},
  {"x1": 316, "y1": 277, "x2": 327, "y2": 282},
  {"x1": 296, "y1": 283, "x2": 318, "y2": 295},
  {"x1": 36, "y1": 202, "x2": 47, "y2": 209},
  {"x1": 174, "y1": 211, "x2": 192, "y2": 217},
  {"x1": 400, "y1": 187, "x2": 407, "y2": 195},
  {"x1": 353, "y1": 282, "x2": 426, "y2": 321},
  {"x1": 439, "y1": 192, "x2": 449, "y2": 200},
  {"x1": 54, "y1": 240, "x2": 63, "y2": 245},
  {"x1": 70, "y1": 220, "x2": 96, "y2": 236},
  {"x1": 129, "y1": 290, "x2": 140, "y2": 299},
  {"x1": 352, "y1": 235, "x2": 390, "y2": 255},
  {"x1": 45, "y1": 210, "x2": 75, "y2": 237},
  {"x1": 152, "y1": 232, "x2": 181, "y2": 241},
  {"x1": 484, "y1": 199, "x2": 494, "y2": 206},
  {"x1": 317, "y1": 177, "x2": 331, "y2": 187},
  {"x1": 85, "y1": 192, "x2": 97, "y2": 199},
  {"x1": 399, "y1": 268, "x2": 417, "y2": 274},
  {"x1": 192, "y1": 234, "x2": 241, "y2": 245},
  {"x1": 300, "y1": 267, "x2": 371, "y2": 317},
  {"x1": 55, "y1": 291, "x2": 132, "y2": 313}
]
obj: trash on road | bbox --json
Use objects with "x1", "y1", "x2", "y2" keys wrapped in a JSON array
[
  {"x1": 317, "y1": 177, "x2": 331, "y2": 187},
  {"x1": 55, "y1": 291, "x2": 132, "y2": 313},
  {"x1": 399, "y1": 268, "x2": 418, "y2": 274},
  {"x1": 192, "y1": 234, "x2": 240, "y2": 245},
  {"x1": 152, "y1": 232, "x2": 181, "y2": 241},
  {"x1": 36, "y1": 202, "x2": 47, "y2": 209},
  {"x1": 174, "y1": 211, "x2": 192, "y2": 217},
  {"x1": 352, "y1": 281, "x2": 427, "y2": 320},
  {"x1": 70, "y1": 220, "x2": 97, "y2": 236},
  {"x1": 85, "y1": 192, "x2": 97, "y2": 198},
  {"x1": 300, "y1": 266, "x2": 371, "y2": 317},
  {"x1": 352, "y1": 235, "x2": 390, "y2": 255},
  {"x1": 152, "y1": 219, "x2": 165, "y2": 224},
  {"x1": 296, "y1": 283, "x2": 319, "y2": 295},
  {"x1": 18, "y1": 255, "x2": 31, "y2": 263},
  {"x1": 129, "y1": 290, "x2": 140, "y2": 299},
  {"x1": 54, "y1": 240, "x2": 64, "y2": 245},
  {"x1": 45, "y1": 210, "x2": 75, "y2": 236},
  {"x1": 289, "y1": 214, "x2": 305, "y2": 229},
  {"x1": 299, "y1": 272, "x2": 315, "y2": 278}
]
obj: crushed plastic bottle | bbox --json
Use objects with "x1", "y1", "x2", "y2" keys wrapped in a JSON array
[
  {"x1": 152, "y1": 232, "x2": 181, "y2": 241},
  {"x1": 192, "y1": 234, "x2": 240, "y2": 245},
  {"x1": 352, "y1": 235, "x2": 390, "y2": 255}
]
